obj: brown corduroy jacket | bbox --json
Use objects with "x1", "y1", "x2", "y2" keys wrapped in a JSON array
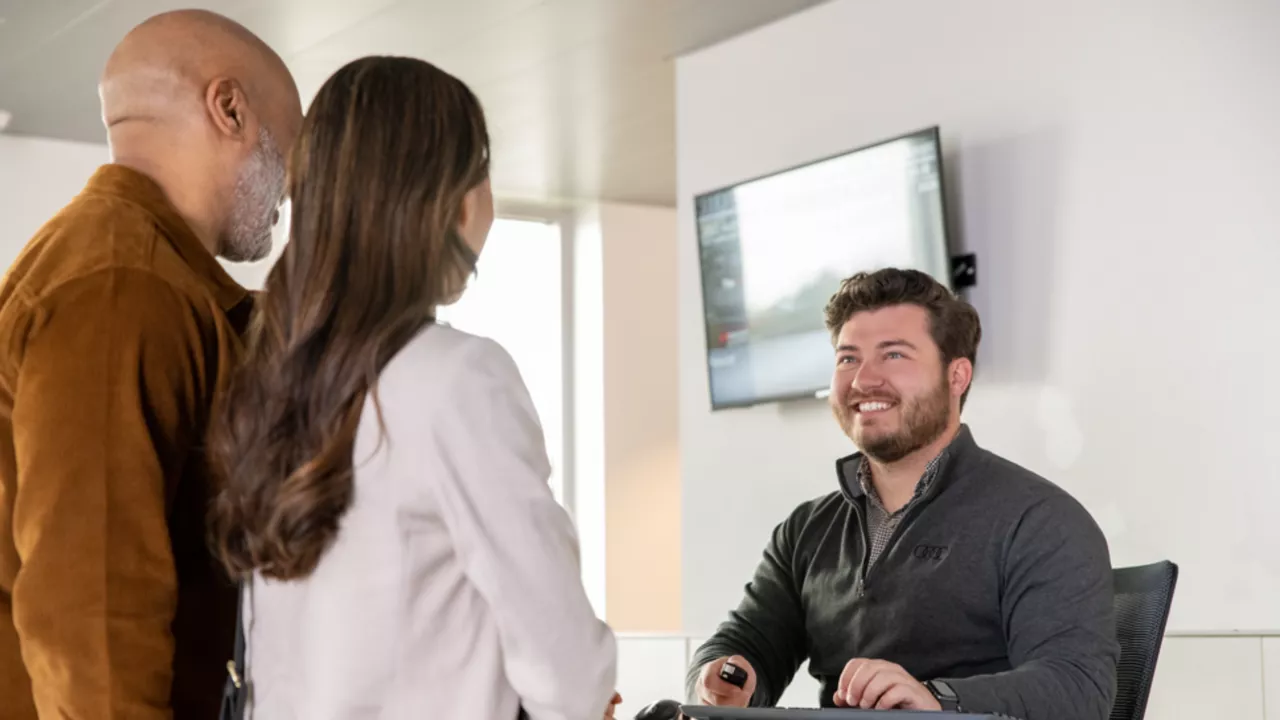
[{"x1": 0, "y1": 165, "x2": 252, "y2": 719}]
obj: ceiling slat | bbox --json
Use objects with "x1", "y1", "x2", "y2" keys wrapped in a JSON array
[{"x1": 0, "y1": 0, "x2": 829, "y2": 205}]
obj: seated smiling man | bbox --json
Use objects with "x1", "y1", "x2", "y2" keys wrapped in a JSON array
[{"x1": 688, "y1": 269, "x2": 1118, "y2": 720}]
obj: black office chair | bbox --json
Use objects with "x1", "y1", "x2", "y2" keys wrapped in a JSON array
[{"x1": 1109, "y1": 561, "x2": 1178, "y2": 720}]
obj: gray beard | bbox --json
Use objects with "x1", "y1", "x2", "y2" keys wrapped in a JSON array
[{"x1": 224, "y1": 127, "x2": 285, "y2": 263}]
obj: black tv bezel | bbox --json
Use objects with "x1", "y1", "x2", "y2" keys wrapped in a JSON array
[{"x1": 692, "y1": 125, "x2": 953, "y2": 412}]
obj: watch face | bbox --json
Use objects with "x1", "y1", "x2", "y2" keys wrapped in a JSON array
[
  {"x1": 929, "y1": 680, "x2": 957, "y2": 699},
  {"x1": 927, "y1": 680, "x2": 962, "y2": 712}
]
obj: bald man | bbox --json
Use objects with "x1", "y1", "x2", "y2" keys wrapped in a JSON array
[{"x1": 0, "y1": 10, "x2": 301, "y2": 719}]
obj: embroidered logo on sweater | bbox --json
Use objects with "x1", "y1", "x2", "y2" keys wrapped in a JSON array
[{"x1": 911, "y1": 544, "x2": 950, "y2": 562}]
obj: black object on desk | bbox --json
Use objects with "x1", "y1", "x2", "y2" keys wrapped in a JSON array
[
  {"x1": 634, "y1": 699, "x2": 684, "y2": 720},
  {"x1": 681, "y1": 707, "x2": 1006, "y2": 719}
]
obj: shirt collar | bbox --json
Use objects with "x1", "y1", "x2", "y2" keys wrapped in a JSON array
[
  {"x1": 858, "y1": 448, "x2": 949, "y2": 513},
  {"x1": 81, "y1": 164, "x2": 250, "y2": 312},
  {"x1": 838, "y1": 424, "x2": 974, "y2": 501}
]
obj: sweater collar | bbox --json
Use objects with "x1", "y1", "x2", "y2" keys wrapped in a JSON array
[{"x1": 837, "y1": 424, "x2": 976, "y2": 502}]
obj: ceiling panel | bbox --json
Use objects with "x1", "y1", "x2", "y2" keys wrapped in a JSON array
[
  {"x1": 0, "y1": 0, "x2": 829, "y2": 205},
  {"x1": 0, "y1": 0, "x2": 110, "y2": 68}
]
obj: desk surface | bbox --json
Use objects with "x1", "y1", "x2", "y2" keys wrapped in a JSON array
[{"x1": 680, "y1": 707, "x2": 1005, "y2": 720}]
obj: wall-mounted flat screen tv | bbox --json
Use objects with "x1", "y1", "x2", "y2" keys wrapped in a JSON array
[{"x1": 694, "y1": 126, "x2": 952, "y2": 410}]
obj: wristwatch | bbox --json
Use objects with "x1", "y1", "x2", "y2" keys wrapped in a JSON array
[{"x1": 924, "y1": 680, "x2": 963, "y2": 712}]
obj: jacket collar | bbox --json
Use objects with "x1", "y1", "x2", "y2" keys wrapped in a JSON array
[
  {"x1": 837, "y1": 424, "x2": 976, "y2": 502},
  {"x1": 81, "y1": 164, "x2": 250, "y2": 313}
]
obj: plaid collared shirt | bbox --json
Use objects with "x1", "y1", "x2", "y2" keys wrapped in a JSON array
[{"x1": 858, "y1": 448, "x2": 951, "y2": 568}]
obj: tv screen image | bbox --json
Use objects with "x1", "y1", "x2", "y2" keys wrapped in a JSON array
[{"x1": 694, "y1": 127, "x2": 952, "y2": 410}]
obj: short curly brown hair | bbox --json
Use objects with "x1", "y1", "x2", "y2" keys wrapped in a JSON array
[{"x1": 824, "y1": 268, "x2": 982, "y2": 407}]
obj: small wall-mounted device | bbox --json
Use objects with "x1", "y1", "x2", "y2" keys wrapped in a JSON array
[
  {"x1": 0, "y1": 110, "x2": 11, "y2": 133},
  {"x1": 950, "y1": 253, "x2": 977, "y2": 290}
]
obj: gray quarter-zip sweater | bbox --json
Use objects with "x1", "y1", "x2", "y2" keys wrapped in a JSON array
[{"x1": 688, "y1": 426, "x2": 1118, "y2": 720}]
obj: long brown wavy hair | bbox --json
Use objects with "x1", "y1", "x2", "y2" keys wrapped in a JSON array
[{"x1": 210, "y1": 56, "x2": 490, "y2": 580}]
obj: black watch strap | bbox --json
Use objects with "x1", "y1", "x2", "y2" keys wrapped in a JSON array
[{"x1": 925, "y1": 680, "x2": 963, "y2": 712}]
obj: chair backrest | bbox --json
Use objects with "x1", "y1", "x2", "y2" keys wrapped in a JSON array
[{"x1": 1109, "y1": 561, "x2": 1178, "y2": 720}]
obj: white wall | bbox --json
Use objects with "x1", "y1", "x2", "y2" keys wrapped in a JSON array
[
  {"x1": 676, "y1": 0, "x2": 1280, "y2": 645},
  {"x1": 0, "y1": 135, "x2": 108, "y2": 265},
  {"x1": 599, "y1": 204, "x2": 681, "y2": 632},
  {"x1": 576, "y1": 203, "x2": 683, "y2": 631}
]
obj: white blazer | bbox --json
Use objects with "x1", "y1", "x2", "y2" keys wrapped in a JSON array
[{"x1": 243, "y1": 324, "x2": 617, "y2": 720}]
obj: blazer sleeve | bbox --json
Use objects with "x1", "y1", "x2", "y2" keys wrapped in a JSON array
[{"x1": 427, "y1": 337, "x2": 617, "y2": 720}]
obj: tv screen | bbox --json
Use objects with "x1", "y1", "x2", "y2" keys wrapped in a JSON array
[{"x1": 694, "y1": 127, "x2": 952, "y2": 410}]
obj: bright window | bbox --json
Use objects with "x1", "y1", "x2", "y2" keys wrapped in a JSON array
[{"x1": 437, "y1": 218, "x2": 565, "y2": 504}]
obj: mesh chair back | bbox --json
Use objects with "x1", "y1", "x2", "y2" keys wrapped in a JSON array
[{"x1": 1109, "y1": 561, "x2": 1178, "y2": 720}]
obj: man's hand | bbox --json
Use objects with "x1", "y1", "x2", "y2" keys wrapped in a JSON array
[
  {"x1": 696, "y1": 655, "x2": 757, "y2": 707},
  {"x1": 604, "y1": 691, "x2": 623, "y2": 719},
  {"x1": 833, "y1": 659, "x2": 941, "y2": 711}
]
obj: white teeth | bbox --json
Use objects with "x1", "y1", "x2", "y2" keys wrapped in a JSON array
[{"x1": 858, "y1": 401, "x2": 891, "y2": 412}]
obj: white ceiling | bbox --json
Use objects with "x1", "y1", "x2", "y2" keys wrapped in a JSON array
[{"x1": 0, "y1": 0, "x2": 827, "y2": 205}]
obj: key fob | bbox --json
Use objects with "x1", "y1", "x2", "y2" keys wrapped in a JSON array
[{"x1": 719, "y1": 661, "x2": 748, "y2": 689}]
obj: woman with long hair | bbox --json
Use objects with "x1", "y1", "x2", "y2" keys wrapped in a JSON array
[{"x1": 209, "y1": 56, "x2": 617, "y2": 719}]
